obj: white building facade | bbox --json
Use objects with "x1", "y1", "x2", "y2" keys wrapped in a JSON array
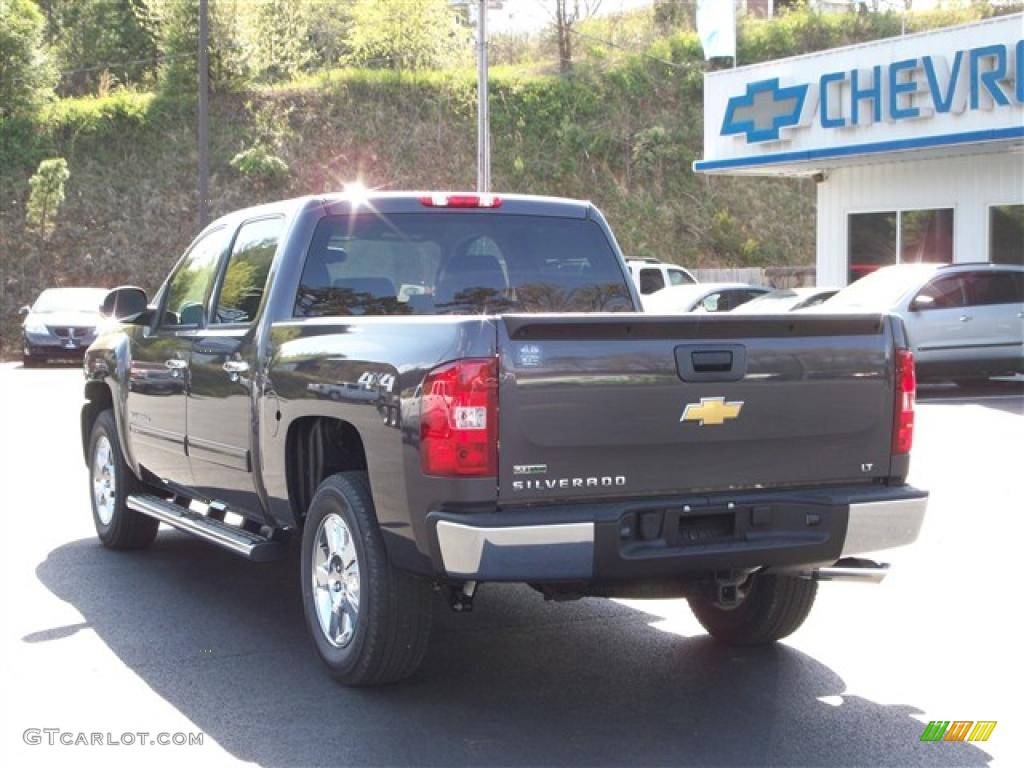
[{"x1": 695, "y1": 14, "x2": 1024, "y2": 286}]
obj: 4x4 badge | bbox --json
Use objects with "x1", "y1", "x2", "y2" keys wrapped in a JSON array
[{"x1": 681, "y1": 397, "x2": 743, "y2": 426}]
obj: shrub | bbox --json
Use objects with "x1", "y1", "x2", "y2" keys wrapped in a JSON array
[
  {"x1": 26, "y1": 157, "x2": 69, "y2": 240},
  {"x1": 230, "y1": 145, "x2": 289, "y2": 186}
]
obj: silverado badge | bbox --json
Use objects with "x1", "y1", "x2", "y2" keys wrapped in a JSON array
[{"x1": 680, "y1": 397, "x2": 744, "y2": 426}]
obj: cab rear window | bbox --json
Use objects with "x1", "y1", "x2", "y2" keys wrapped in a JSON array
[{"x1": 293, "y1": 213, "x2": 633, "y2": 317}]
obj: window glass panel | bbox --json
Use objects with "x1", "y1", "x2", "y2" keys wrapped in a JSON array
[
  {"x1": 848, "y1": 212, "x2": 896, "y2": 283},
  {"x1": 214, "y1": 217, "x2": 283, "y2": 324},
  {"x1": 963, "y1": 271, "x2": 1024, "y2": 306},
  {"x1": 699, "y1": 293, "x2": 721, "y2": 312},
  {"x1": 901, "y1": 208, "x2": 953, "y2": 264},
  {"x1": 917, "y1": 275, "x2": 967, "y2": 309},
  {"x1": 639, "y1": 268, "x2": 665, "y2": 294},
  {"x1": 989, "y1": 205, "x2": 1024, "y2": 265},
  {"x1": 164, "y1": 229, "x2": 226, "y2": 327},
  {"x1": 668, "y1": 269, "x2": 693, "y2": 286},
  {"x1": 295, "y1": 214, "x2": 631, "y2": 317}
]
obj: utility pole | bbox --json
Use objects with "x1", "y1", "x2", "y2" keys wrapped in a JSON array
[
  {"x1": 476, "y1": 0, "x2": 490, "y2": 193},
  {"x1": 198, "y1": 0, "x2": 210, "y2": 229}
]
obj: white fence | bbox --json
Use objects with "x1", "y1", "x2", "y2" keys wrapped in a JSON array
[{"x1": 693, "y1": 266, "x2": 818, "y2": 288}]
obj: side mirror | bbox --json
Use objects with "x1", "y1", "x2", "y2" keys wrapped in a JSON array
[
  {"x1": 101, "y1": 286, "x2": 149, "y2": 321},
  {"x1": 19, "y1": 305, "x2": 31, "y2": 316},
  {"x1": 909, "y1": 294, "x2": 935, "y2": 311}
]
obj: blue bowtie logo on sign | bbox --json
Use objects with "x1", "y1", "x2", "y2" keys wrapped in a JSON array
[{"x1": 721, "y1": 78, "x2": 810, "y2": 143}]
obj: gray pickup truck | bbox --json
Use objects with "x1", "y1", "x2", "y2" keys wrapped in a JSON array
[{"x1": 82, "y1": 192, "x2": 927, "y2": 685}]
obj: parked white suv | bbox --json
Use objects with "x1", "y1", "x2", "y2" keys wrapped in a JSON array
[
  {"x1": 626, "y1": 258, "x2": 697, "y2": 302},
  {"x1": 821, "y1": 262, "x2": 1024, "y2": 383}
]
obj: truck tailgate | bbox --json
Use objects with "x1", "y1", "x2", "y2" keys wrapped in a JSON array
[{"x1": 498, "y1": 314, "x2": 897, "y2": 502}]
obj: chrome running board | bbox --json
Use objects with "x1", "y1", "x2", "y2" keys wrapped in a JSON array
[{"x1": 127, "y1": 494, "x2": 286, "y2": 562}]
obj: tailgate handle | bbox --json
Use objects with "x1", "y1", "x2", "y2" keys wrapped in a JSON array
[
  {"x1": 691, "y1": 351, "x2": 733, "y2": 373},
  {"x1": 675, "y1": 344, "x2": 747, "y2": 382}
]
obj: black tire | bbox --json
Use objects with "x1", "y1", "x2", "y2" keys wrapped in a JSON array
[
  {"x1": 688, "y1": 573, "x2": 817, "y2": 646},
  {"x1": 88, "y1": 409, "x2": 159, "y2": 550},
  {"x1": 22, "y1": 354, "x2": 41, "y2": 368},
  {"x1": 300, "y1": 472, "x2": 433, "y2": 686}
]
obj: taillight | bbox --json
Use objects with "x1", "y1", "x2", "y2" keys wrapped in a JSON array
[
  {"x1": 893, "y1": 348, "x2": 915, "y2": 455},
  {"x1": 421, "y1": 358, "x2": 498, "y2": 477},
  {"x1": 419, "y1": 193, "x2": 502, "y2": 208}
]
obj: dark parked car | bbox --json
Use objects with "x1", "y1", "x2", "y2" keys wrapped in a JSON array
[
  {"x1": 82, "y1": 191, "x2": 927, "y2": 686},
  {"x1": 21, "y1": 287, "x2": 108, "y2": 366}
]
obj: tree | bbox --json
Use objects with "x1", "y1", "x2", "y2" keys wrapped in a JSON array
[
  {"x1": 346, "y1": 0, "x2": 469, "y2": 70},
  {"x1": 248, "y1": 0, "x2": 314, "y2": 81},
  {"x1": 0, "y1": 0, "x2": 56, "y2": 117},
  {"x1": 552, "y1": 0, "x2": 603, "y2": 73},
  {"x1": 154, "y1": 0, "x2": 249, "y2": 93},
  {"x1": 35, "y1": 0, "x2": 160, "y2": 96},
  {"x1": 26, "y1": 158, "x2": 69, "y2": 240}
]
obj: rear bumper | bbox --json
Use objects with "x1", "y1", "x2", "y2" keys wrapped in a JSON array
[{"x1": 429, "y1": 484, "x2": 927, "y2": 582}]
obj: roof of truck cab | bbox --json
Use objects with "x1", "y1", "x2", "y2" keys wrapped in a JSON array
[
  {"x1": 316, "y1": 191, "x2": 593, "y2": 218},
  {"x1": 195, "y1": 192, "x2": 596, "y2": 246}
]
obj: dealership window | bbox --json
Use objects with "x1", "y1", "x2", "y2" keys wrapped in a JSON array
[
  {"x1": 847, "y1": 208, "x2": 953, "y2": 283},
  {"x1": 989, "y1": 205, "x2": 1024, "y2": 265}
]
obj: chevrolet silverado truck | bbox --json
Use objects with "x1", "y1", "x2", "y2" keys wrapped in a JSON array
[{"x1": 82, "y1": 192, "x2": 927, "y2": 686}]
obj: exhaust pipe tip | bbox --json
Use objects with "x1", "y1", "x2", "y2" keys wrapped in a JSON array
[{"x1": 808, "y1": 557, "x2": 889, "y2": 584}]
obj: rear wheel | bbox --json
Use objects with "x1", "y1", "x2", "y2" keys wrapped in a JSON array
[
  {"x1": 88, "y1": 410, "x2": 159, "y2": 550},
  {"x1": 300, "y1": 472, "x2": 433, "y2": 686},
  {"x1": 688, "y1": 573, "x2": 816, "y2": 646}
]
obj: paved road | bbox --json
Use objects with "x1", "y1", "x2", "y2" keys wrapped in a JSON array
[{"x1": 1, "y1": 363, "x2": 1020, "y2": 767}]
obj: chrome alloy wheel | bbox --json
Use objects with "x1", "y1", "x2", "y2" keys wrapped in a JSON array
[
  {"x1": 92, "y1": 435, "x2": 116, "y2": 526},
  {"x1": 312, "y1": 512, "x2": 361, "y2": 648}
]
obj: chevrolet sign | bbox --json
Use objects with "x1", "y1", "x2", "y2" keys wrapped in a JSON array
[
  {"x1": 723, "y1": 42, "x2": 1023, "y2": 145},
  {"x1": 697, "y1": 15, "x2": 1024, "y2": 173}
]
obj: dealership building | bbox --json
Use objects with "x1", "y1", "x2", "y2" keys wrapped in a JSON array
[{"x1": 696, "y1": 13, "x2": 1024, "y2": 286}]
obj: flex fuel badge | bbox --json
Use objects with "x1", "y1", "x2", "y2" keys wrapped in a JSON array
[
  {"x1": 516, "y1": 344, "x2": 543, "y2": 368},
  {"x1": 513, "y1": 464, "x2": 547, "y2": 476}
]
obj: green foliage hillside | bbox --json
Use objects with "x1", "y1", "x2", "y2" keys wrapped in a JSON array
[{"x1": 0, "y1": 4, "x2": 1017, "y2": 357}]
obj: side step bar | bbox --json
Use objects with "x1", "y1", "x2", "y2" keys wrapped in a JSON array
[
  {"x1": 127, "y1": 494, "x2": 287, "y2": 562},
  {"x1": 809, "y1": 557, "x2": 889, "y2": 584}
]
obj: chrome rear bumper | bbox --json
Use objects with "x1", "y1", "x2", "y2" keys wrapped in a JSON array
[
  {"x1": 841, "y1": 496, "x2": 927, "y2": 557},
  {"x1": 432, "y1": 488, "x2": 927, "y2": 581},
  {"x1": 436, "y1": 520, "x2": 594, "y2": 580}
]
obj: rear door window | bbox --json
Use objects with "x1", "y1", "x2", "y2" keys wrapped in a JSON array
[
  {"x1": 294, "y1": 214, "x2": 632, "y2": 316},
  {"x1": 213, "y1": 217, "x2": 283, "y2": 324},
  {"x1": 963, "y1": 270, "x2": 1024, "y2": 306},
  {"x1": 667, "y1": 269, "x2": 694, "y2": 286}
]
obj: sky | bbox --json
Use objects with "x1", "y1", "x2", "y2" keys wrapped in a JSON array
[
  {"x1": 478, "y1": 1, "x2": 950, "y2": 35},
  {"x1": 481, "y1": 0, "x2": 658, "y2": 35}
]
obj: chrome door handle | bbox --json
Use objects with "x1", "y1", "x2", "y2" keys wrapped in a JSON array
[
  {"x1": 165, "y1": 359, "x2": 188, "y2": 369},
  {"x1": 222, "y1": 361, "x2": 249, "y2": 374},
  {"x1": 958, "y1": 315, "x2": 972, "y2": 322}
]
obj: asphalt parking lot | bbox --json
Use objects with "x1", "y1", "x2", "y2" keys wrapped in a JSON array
[{"x1": 0, "y1": 362, "x2": 1021, "y2": 767}]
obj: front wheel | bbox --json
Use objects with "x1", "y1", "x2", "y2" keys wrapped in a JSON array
[
  {"x1": 300, "y1": 472, "x2": 433, "y2": 686},
  {"x1": 688, "y1": 573, "x2": 817, "y2": 646},
  {"x1": 88, "y1": 409, "x2": 159, "y2": 550}
]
